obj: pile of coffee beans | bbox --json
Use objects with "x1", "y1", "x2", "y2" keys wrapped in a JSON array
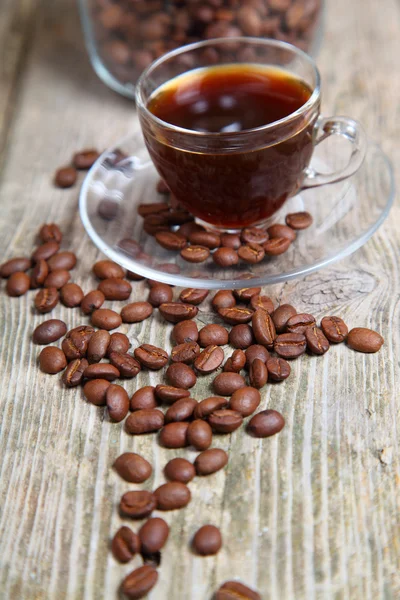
[
  {"x1": 1, "y1": 221, "x2": 384, "y2": 599},
  {"x1": 90, "y1": 0, "x2": 322, "y2": 86}
]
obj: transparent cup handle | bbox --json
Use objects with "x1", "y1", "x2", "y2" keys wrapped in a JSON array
[{"x1": 301, "y1": 116, "x2": 367, "y2": 189}]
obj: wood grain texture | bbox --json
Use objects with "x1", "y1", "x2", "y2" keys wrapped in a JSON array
[{"x1": 0, "y1": 0, "x2": 399, "y2": 599}]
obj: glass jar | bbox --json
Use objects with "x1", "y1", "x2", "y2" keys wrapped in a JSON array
[{"x1": 79, "y1": 0, "x2": 324, "y2": 99}]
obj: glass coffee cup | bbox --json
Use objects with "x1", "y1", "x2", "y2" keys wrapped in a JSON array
[{"x1": 136, "y1": 38, "x2": 366, "y2": 231}]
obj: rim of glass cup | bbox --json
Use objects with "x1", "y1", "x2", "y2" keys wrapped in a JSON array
[{"x1": 135, "y1": 37, "x2": 321, "y2": 139}]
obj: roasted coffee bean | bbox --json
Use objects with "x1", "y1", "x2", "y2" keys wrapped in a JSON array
[
  {"x1": 263, "y1": 237, "x2": 291, "y2": 256},
  {"x1": 286, "y1": 211, "x2": 313, "y2": 230},
  {"x1": 125, "y1": 409, "x2": 165, "y2": 434},
  {"x1": 252, "y1": 309, "x2": 276, "y2": 348},
  {"x1": 212, "y1": 372, "x2": 246, "y2": 396},
  {"x1": 155, "y1": 384, "x2": 191, "y2": 403},
  {"x1": 180, "y1": 245, "x2": 210, "y2": 263},
  {"x1": 143, "y1": 214, "x2": 169, "y2": 236},
  {"x1": 213, "y1": 247, "x2": 239, "y2": 267},
  {"x1": 267, "y1": 223, "x2": 296, "y2": 242},
  {"x1": 208, "y1": 409, "x2": 243, "y2": 433},
  {"x1": 30, "y1": 259, "x2": 49, "y2": 288},
  {"x1": 33, "y1": 319, "x2": 67, "y2": 345},
  {"x1": 97, "y1": 199, "x2": 119, "y2": 220},
  {"x1": 212, "y1": 290, "x2": 236, "y2": 311},
  {"x1": 250, "y1": 294, "x2": 274, "y2": 314},
  {"x1": 44, "y1": 269, "x2": 71, "y2": 289},
  {"x1": 194, "y1": 345, "x2": 224, "y2": 374},
  {"x1": 134, "y1": 344, "x2": 169, "y2": 369},
  {"x1": 159, "y1": 302, "x2": 198, "y2": 323},
  {"x1": 121, "y1": 565, "x2": 158, "y2": 598},
  {"x1": 83, "y1": 363, "x2": 119, "y2": 381},
  {"x1": 93, "y1": 259, "x2": 125, "y2": 279},
  {"x1": 107, "y1": 332, "x2": 130, "y2": 355},
  {"x1": 117, "y1": 238, "x2": 140, "y2": 257},
  {"x1": 111, "y1": 526, "x2": 141, "y2": 563},
  {"x1": 188, "y1": 231, "x2": 221, "y2": 249},
  {"x1": 127, "y1": 269, "x2": 144, "y2": 281},
  {"x1": 98, "y1": 277, "x2": 132, "y2": 301},
  {"x1": 187, "y1": 419, "x2": 212, "y2": 450},
  {"x1": 120, "y1": 491, "x2": 157, "y2": 519},
  {"x1": 238, "y1": 243, "x2": 265, "y2": 264},
  {"x1": 192, "y1": 525, "x2": 222, "y2": 556},
  {"x1": 130, "y1": 386, "x2": 157, "y2": 411},
  {"x1": 165, "y1": 398, "x2": 197, "y2": 423},
  {"x1": 39, "y1": 223, "x2": 62, "y2": 244},
  {"x1": 233, "y1": 287, "x2": 261, "y2": 302},
  {"x1": 113, "y1": 452, "x2": 152, "y2": 483},
  {"x1": 230, "y1": 386, "x2": 261, "y2": 416},
  {"x1": 106, "y1": 384, "x2": 129, "y2": 422},
  {"x1": 159, "y1": 422, "x2": 189, "y2": 448},
  {"x1": 178, "y1": 222, "x2": 204, "y2": 238},
  {"x1": 195, "y1": 448, "x2": 228, "y2": 476},
  {"x1": 164, "y1": 458, "x2": 195, "y2": 483},
  {"x1": 172, "y1": 320, "x2": 199, "y2": 344},
  {"x1": 218, "y1": 306, "x2": 253, "y2": 325},
  {"x1": 73, "y1": 148, "x2": 99, "y2": 169},
  {"x1": 171, "y1": 342, "x2": 200, "y2": 364},
  {"x1": 62, "y1": 325, "x2": 94, "y2": 360},
  {"x1": 321, "y1": 316, "x2": 348, "y2": 343},
  {"x1": 179, "y1": 288, "x2": 209, "y2": 305},
  {"x1": 166, "y1": 363, "x2": 197, "y2": 389},
  {"x1": 139, "y1": 517, "x2": 169, "y2": 554},
  {"x1": 305, "y1": 326, "x2": 330, "y2": 355},
  {"x1": 154, "y1": 482, "x2": 191, "y2": 511},
  {"x1": 148, "y1": 283, "x2": 173, "y2": 307},
  {"x1": 91, "y1": 308, "x2": 122, "y2": 330},
  {"x1": 109, "y1": 351, "x2": 141, "y2": 378},
  {"x1": 60, "y1": 282, "x2": 83, "y2": 307},
  {"x1": 286, "y1": 313, "x2": 316, "y2": 334},
  {"x1": 83, "y1": 378, "x2": 110, "y2": 406},
  {"x1": 34, "y1": 287, "x2": 59, "y2": 313},
  {"x1": 87, "y1": 330, "x2": 110, "y2": 363},
  {"x1": 245, "y1": 344, "x2": 270, "y2": 369},
  {"x1": 241, "y1": 227, "x2": 268, "y2": 245},
  {"x1": 229, "y1": 324, "x2": 254, "y2": 349},
  {"x1": 223, "y1": 349, "x2": 246, "y2": 373},
  {"x1": 39, "y1": 346, "x2": 67, "y2": 374},
  {"x1": 62, "y1": 358, "x2": 88, "y2": 387},
  {"x1": 220, "y1": 233, "x2": 241, "y2": 249},
  {"x1": 267, "y1": 357, "x2": 291, "y2": 382},
  {"x1": 0, "y1": 257, "x2": 31, "y2": 278},
  {"x1": 346, "y1": 328, "x2": 384, "y2": 353},
  {"x1": 81, "y1": 290, "x2": 105, "y2": 314},
  {"x1": 47, "y1": 251, "x2": 77, "y2": 271},
  {"x1": 247, "y1": 409, "x2": 285, "y2": 437},
  {"x1": 138, "y1": 201, "x2": 169, "y2": 216},
  {"x1": 198, "y1": 324, "x2": 228, "y2": 347},
  {"x1": 272, "y1": 304, "x2": 297, "y2": 333},
  {"x1": 194, "y1": 397, "x2": 228, "y2": 420},
  {"x1": 31, "y1": 241, "x2": 60, "y2": 263},
  {"x1": 215, "y1": 580, "x2": 261, "y2": 600},
  {"x1": 249, "y1": 359, "x2": 268, "y2": 389},
  {"x1": 155, "y1": 230, "x2": 187, "y2": 250},
  {"x1": 165, "y1": 209, "x2": 193, "y2": 226},
  {"x1": 6, "y1": 272, "x2": 30, "y2": 296},
  {"x1": 274, "y1": 333, "x2": 306, "y2": 359}
]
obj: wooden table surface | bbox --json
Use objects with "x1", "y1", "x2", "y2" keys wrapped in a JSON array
[{"x1": 0, "y1": 1, "x2": 399, "y2": 599}]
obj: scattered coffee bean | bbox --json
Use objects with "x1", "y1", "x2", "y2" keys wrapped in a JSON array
[
  {"x1": 305, "y1": 326, "x2": 330, "y2": 355},
  {"x1": 39, "y1": 223, "x2": 62, "y2": 244},
  {"x1": 285, "y1": 211, "x2": 313, "y2": 230},
  {"x1": 263, "y1": 237, "x2": 291, "y2": 256},
  {"x1": 91, "y1": 308, "x2": 122, "y2": 330},
  {"x1": 274, "y1": 332, "x2": 306, "y2": 359},
  {"x1": 286, "y1": 313, "x2": 316, "y2": 334},
  {"x1": 213, "y1": 247, "x2": 239, "y2": 267},
  {"x1": 193, "y1": 397, "x2": 228, "y2": 420},
  {"x1": 138, "y1": 202, "x2": 169, "y2": 217},
  {"x1": 346, "y1": 327, "x2": 384, "y2": 353},
  {"x1": 120, "y1": 490, "x2": 157, "y2": 519},
  {"x1": 39, "y1": 346, "x2": 67, "y2": 374},
  {"x1": 194, "y1": 345, "x2": 224, "y2": 374},
  {"x1": 106, "y1": 384, "x2": 129, "y2": 421},
  {"x1": 111, "y1": 526, "x2": 141, "y2": 563},
  {"x1": 266, "y1": 357, "x2": 291, "y2": 382},
  {"x1": 109, "y1": 351, "x2": 141, "y2": 378},
  {"x1": 178, "y1": 222, "x2": 204, "y2": 238},
  {"x1": 241, "y1": 227, "x2": 268, "y2": 245},
  {"x1": 233, "y1": 287, "x2": 261, "y2": 302},
  {"x1": 62, "y1": 358, "x2": 88, "y2": 387},
  {"x1": 117, "y1": 238, "x2": 140, "y2": 257},
  {"x1": 139, "y1": 517, "x2": 169, "y2": 554},
  {"x1": 98, "y1": 199, "x2": 119, "y2": 220},
  {"x1": 247, "y1": 409, "x2": 285, "y2": 437},
  {"x1": 166, "y1": 363, "x2": 197, "y2": 389},
  {"x1": 230, "y1": 387, "x2": 261, "y2": 416},
  {"x1": 215, "y1": 580, "x2": 261, "y2": 600},
  {"x1": 199, "y1": 324, "x2": 229, "y2": 347},
  {"x1": 321, "y1": 316, "x2": 348, "y2": 343},
  {"x1": 229, "y1": 324, "x2": 254, "y2": 349},
  {"x1": 208, "y1": 409, "x2": 243, "y2": 433},
  {"x1": 212, "y1": 290, "x2": 236, "y2": 311},
  {"x1": 159, "y1": 302, "x2": 198, "y2": 323},
  {"x1": 238, "y1": 242, "x2": 265, "y2": 264},
  {"x1": 113, "y1": 452, "x2": 152, "y2": 483},
  {"x1": 180, "y1": 245, "x2": 210, "y2": 263},
  {"x1": 87, "y1": 330, "x2": 110, "y2": 363},
  {"x1": 165, "y1": 398, "x2": 198, "y2": 423},
  {"x1": 83, "y1": 363, "x2": 120, "y2": 381},
  {"x1": 188, "y1": 231, "x2": 221, "y2": 249},
  {"x1": 93, "y1": 260, "x2": 125, "y2": 280},
  {"x1": 121, "y1": 565, "x2": 158, "y2": 598},
  {"x1": 220, "y1": 233, "x2": 241, "y2": 249},
  {"x1": 30, "y1": 259, "x2": 49, "y2": 288},
  {"x1": 249, "y1": 358, "x2": 268, "y2": 389},
  {"x1": 252, "y1": 309, "x2": 276, "y2": 348},
  {"x1": 134, "y1": 344, "x2": 169, "y2": 370},
  {"x1": 0, "y1": 257, "x2": 31, "y2": 278},
  {"x1": 272, "y1": 304, "x2": 297, "y2": 333},
  {"x1": 130, "y1": 386, "x2": 157, "y2": 411},
  {"x1": 171, "y1": 342, "x2": 200, "y2": 364},
  {"x1": 47, "y1": 251, "x2": 77, "y2": 271},
  {"x1": 223, "y1": 349, "x2": 246, "y2": 373},
  {"x1": 31, "y1": 241, "x2": 60, "y2": 263},
  {"x1": 155, "y1": 230, "x2": 187, "y2": 250},
  {"x1": 155, "y1": 384, "x2": 191, "y2": 403},
  {"x1": 44, "y1": 269, "x2": 71, "y2": 289},
  {"x1": 179, "y1": 288, "x2": 209, "y2": 305},
  {"x1": 64, "y1": 325, "x2": 94, "y2": 358},
  {"x1": 83, "y1": 378, "x2": 111, "y2": 406},
  {"x1": 172, "y1": 320, "x2": 199, "y2": 344},
  {"x1": 213, "y1": 372, "x2": 246, "y2": 396},
  {"x1": 219, "y1": 306, "x2": 253, "y2": 325},
  {"x1": 245, "y1": 344, "x2": 270, "y2": 368},
  {"x1": 6, "y1": 272, "x2": 30, "y2": 297},
  {"x1": 250, "y1": 294, "x2": 275, "y2": 314},
  {"x1": 98, "y1": 277, "x2": 132, "y2": 301},
  {"x1": 107, "y1": 332, "x2": 130, "y2": 355},
  {"x1": 125, "y1": 409, "x2": 165, "y2": 434},
  {"x1": 164, "y1": 458, "x2": 195, "y2": 483},
  {"x1": 33, "y1": 319, "x2": 67, "y2": 345},
  {"x1": 60, "y1": 282, "x2": 83, "y2": 307},
  {"x1": 267, "y1": 223, "x2": 297, "y2": 241},
  {"x1": 187, "y1": 419, "x2": 212, "y2": 450},
  {"x1": 192, "y1": 525, "x2": 222, "y2": 556},
  {"x1": 159, "y1": 422, "x2": 189, "y2": 448},
  {"x1": 195, "y1": 448, "x2": 228, "y2": 476},
  {"x1": 121, "y1": 302, "x2": 153, "y2": 323},
  {"x1": 73, "y1": 149, "x2": 99, "y2": 169},
  {"x1": 154, "y1": 482, "x2": 191, "y2": 510}
]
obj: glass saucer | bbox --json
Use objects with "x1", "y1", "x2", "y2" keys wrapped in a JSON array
[{"x1": 79, "y1": 130, "x2": 394, "y2": 290}]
